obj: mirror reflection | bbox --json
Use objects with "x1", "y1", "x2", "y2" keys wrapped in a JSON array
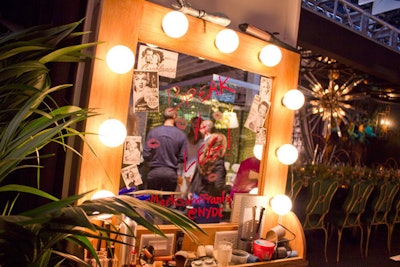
[{"x1": 120, "y1": 43, "x2": 272, "y2": 223}]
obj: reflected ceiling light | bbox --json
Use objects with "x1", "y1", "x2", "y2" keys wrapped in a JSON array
[
  {"x1": 215, "y1": 29, "x2": 239, "y2": 53},
  {"x1": 162, "y1": 11, "x2": 189, "y2": 38},
  {"x1": 259, "y1": 44, "x2": 282, "y2": 67},
  {"x1": 276, "y1": 144, "x2": 298, "y2": 165},
  {"x1": 249, "y1": 187, "x2": 258, "y2": 194},
  {"x1": 270, "y1": 194, "x2": 292, "y2": 216},
  {"x1": 282, "y1": 89, "x2": 305, "y2": 110},
  {"x1": 146, "y1": 43, "x2": 158, "y2": 48},
  {"x1": 253, "y1": 144, "x2": 264, "y2": 160},
  {"x1": 98, "y1": 119, "x2": 127, "y2": 147},
  {"x1": 106, "y1": 45, "x2": 135, "y2": 74}
]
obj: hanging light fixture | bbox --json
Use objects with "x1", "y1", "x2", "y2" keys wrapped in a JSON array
[
  {"x1": 106, "y1": 45, "x2": 135, "y2": 74},
  {"x1": 162, "y1": 11, "x2": 189, "y2": 38},
  {"x1": 259, "y1": 44, "x2": 282, "y2": 67},
  {"x1": 227, "y1": 111, "x2": 239, "y2": 128},
  {"x1": 98, "y1": 119, "x2": 127, "y2": 147},
  {"x1": 282, "y1": 89, "x2": 305, "y2": 110},
  {"x1": 304, "y1": 70, "x2": 364, "y2": 138},
  {"x1": 215, "y1": 29, "x2": 239, "y2": 53},
  {"x1": 276, "y1": 144, "x2": 298, "y2": 165}
]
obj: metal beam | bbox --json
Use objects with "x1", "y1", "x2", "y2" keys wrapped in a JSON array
[{"x1": 298, "y1": 7, "x2": 400, "y2": 85}]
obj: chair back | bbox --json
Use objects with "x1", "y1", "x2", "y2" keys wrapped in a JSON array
[
  {"x1": 388, "y1": 190, "x2": 400, "y2": 253},
  {"x1": 364, "y1": 180, "x2": 400, "y2": 257},
  {"x1": 370, "y1": 181, "x2": 400, "y2": 222},
  {"x1": 288, "y1": 179, "x2": 303, "y2": 202},
  {"x1": 391, "y1": 193, "x2": 400, "y2": 223},
  {"x1": 342, "y1": 181, "x2": 374, "y2": 225},
  {"x1": 303, "y1": 179, "x2": 339, "y2": 228}
]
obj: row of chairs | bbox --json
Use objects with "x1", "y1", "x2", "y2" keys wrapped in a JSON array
[{"x1": 289, "y1": 178, "x2": 400, "y2": 262}]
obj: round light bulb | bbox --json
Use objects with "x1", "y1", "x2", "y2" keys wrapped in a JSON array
[
  {"x1": 282, "y1": 89, "x2": 305, "y2": 110},
  {"x1": 91, "y1": 189, "x2": 115, "y2": 200},
  {"x1": 162, "y1": 11, "x2": 189, "y2": 38},
  {"x1": 253, "y1": 144, "x2": 264, "y2": 160},
  {"x1": 98, "y1": 119, "x2": 127, "y2": 147},
  {"x1": 259, "y1": 44, "x2": 282, "y2": 67},
  {"x1": 91, "y1": 190, "x2": 116, "y2": 220},
  {"x1": 270, "y1": 194, "x2": 292, "y2": 216},
  {"x1": 106, "y1": 45, "x2": 135, "y2": 74},
  {"x1": 276, "y1": 144, "x2": 298, "y2": 165},
  {"x1": 215, "y1": 29, "x2": 240, "y2": 53}
]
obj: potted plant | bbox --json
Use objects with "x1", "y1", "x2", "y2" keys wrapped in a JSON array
[{"x1": 0, "y1": 20, "x2": 201, "y2": 267}]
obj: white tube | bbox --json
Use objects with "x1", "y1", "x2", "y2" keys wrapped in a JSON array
[{"x1": 118, "y1": 216, "x2": 138, "y2": 266}]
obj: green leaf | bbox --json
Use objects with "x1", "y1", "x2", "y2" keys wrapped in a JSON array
[
  {"x1": 0, "y1": 184, "x2": 59, "y2": 201},
  {"x1": 39, "y1": 42, "x2": 98, "y2": 64},
  {"x1": 0, "y1": 19, "x2": 202, "y2": 267},
  {"x1": 0, "y1": 61, "x2": 48, "y2": 84},
  {"x1": 0, "y1": 46, "x2": 50, "y2": 61}
]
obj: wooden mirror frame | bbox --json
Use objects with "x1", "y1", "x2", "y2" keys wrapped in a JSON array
[{"x1": 77, "y1": 0, "x2": 304, "y2": 260}]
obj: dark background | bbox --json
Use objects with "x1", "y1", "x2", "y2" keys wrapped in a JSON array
[{"x1": 1, "y1": 0, "x2": 88, "y2": 211}]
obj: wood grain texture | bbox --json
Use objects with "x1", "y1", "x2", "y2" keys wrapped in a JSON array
[{"x1": 78, "y1": 0, "x2": 145, "y2": 198}]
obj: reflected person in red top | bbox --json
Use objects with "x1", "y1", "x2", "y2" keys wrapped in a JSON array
[{"x1": 230, "y1": 156, "x2": 260, "y2": 200}]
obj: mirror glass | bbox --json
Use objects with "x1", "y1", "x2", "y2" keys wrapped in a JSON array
[{"x1": 120, "y1": 43, "x2": 272, "y2": 223}]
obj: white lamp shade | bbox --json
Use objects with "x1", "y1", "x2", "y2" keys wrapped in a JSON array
[
  {"x1": 253, "y1": 144, "x2": 264, "y2": 160},
  {"x1": 276, "y1": 144, "x2": 298, "y2": 165},
  {"x1": 223, "y1": 111, "x2": 239, "y2": 128},
  {"x1": 259, "y1": 44, "x2": 282, "y2": 67},
  {"x1": 270, "y1": 194, "x2": 292, "y2": 216},
  {"x1": 215, "y1": 29, "x2": 240, "y2": 53},
  {"x1": 98, "y1": 119, "x2": 127, "y2": 147},
  {"x1": 162, "y1": 11, "x2": 189, "y2": 38},
  {"x1": 106, "y1": 45, "x2": 135, "y2": 74},
  {"x1": 282, "y1": 89, "x2": 305, "y2": 110}
]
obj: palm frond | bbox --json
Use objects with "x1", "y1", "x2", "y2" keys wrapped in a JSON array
[
  {"x1": 0, "y1": 19, "x2": 202, "y2": 267},
  {"x1": 0, "y1": 184, "x2": 59, "y2": 202},
  {"x1": 39, "y1": 42, "x2": 98, "y2": 63}
]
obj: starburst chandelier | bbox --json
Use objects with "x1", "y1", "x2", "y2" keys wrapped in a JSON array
[{"x1": 303, "y1": 70, "x2": 365, "y2": 137}]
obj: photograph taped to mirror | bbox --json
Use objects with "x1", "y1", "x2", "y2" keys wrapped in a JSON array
[
  {"x1": 123, "y1": 136, "x2": 142, "y2": 165},
  {"x1": 132, "y1": 70, "x2": 159, "y2": 112},
  {"x1": 137, "y1": 45, "x2": 179, "y2": 78},
  {"x1": 121, "y1": 165, "x2": 143, "y2": 189}
]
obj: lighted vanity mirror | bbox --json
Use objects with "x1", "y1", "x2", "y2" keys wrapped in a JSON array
[
  {"x1": 120, "y1": 43, "x2": 272, "y2": 223},
  {"x1": 78, "y1": 1, "x2": 304, "y2": 261}
]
